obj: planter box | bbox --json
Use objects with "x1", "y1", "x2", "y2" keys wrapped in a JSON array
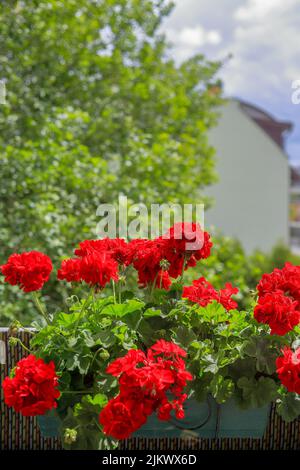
[
  {"x1": 36, "y1": 397, "x2": 271, "y2": 440},
  {"x1": 133, "y1": 396, "x2": 271, "y2": 439},
  {"x1": 37, "y1": 414, "x2": 61, "y2": 438}
]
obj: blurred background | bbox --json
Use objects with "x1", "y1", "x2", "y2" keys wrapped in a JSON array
[{"x1": 0, "y1": 0, "x2": 299, "y2": 324}]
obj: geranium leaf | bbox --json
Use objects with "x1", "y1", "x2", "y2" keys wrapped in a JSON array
[{"x1": 277, "y1": 393, "x2": 300, "y2": 422}]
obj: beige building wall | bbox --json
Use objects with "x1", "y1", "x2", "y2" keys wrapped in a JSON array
[{"x1": 205, "y1": 100, "x2": 290, "y2": 253}]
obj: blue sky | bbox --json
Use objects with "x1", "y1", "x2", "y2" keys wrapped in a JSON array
[{"x1": 161, "y1": 0, "x2": 300, "y2": 165}]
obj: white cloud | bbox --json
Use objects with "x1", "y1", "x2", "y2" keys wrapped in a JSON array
[
  {"x1": 178, "y1": 26, "x2": 221, "y2": 47},
  {"x1": 222, "y1": 0, "x2": 300, "y2": 97},
  {"x1": 161, "y1": 0, "x2": 300, "y2": 162},
  {"x1": 234, "y1": 0, "x2": 298, "y2": 22},
  {"x1": 165, "y1": 25, "x2": 222, "y2": 61}
]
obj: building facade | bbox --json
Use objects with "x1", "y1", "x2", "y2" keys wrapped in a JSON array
[{"x1": 205, "y1": 99, "x2": 292, "y2": 253}]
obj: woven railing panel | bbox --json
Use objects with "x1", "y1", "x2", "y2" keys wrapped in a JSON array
[{"x1": 1, "y1": 329, "x2": 299, "y2": 450}]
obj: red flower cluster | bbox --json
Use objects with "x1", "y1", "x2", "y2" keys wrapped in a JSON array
[
  {"x1": 0, "y1": 224, "x2": 211, "y2": 293},
  {"x1": 1, "y1": 251, "x2": 52, "y2": 292},
  {"x1": 163, "y1": 223, "x2": 212, "y2": 277},
  {"x1": 127, "y1": 223, "x2": 212, "y2": 288},
  {"x1": 182, "y1": 277, "x2": 238, "y2": 311},
  {"x1": 57, "y1": 239, "x2": 122, "y2": 289},
  {"x1": 99, "y1": 340, "x2": 192, "y2": 439},
  {"x1": 74, "y1": 238, "x2": 130, "y2": 266},
  {"x1": 2, "y1": 355, "x2": 60, "y2": 416},
  {"x1": 254, "y1": 263, "x2": 300, "y2": 335},
  {"x1": 127, "y1": 238, "x2": 171, "y2": 288},
  {"x1": 276, "y1": 347, "x2": 300, "y2": 394}
]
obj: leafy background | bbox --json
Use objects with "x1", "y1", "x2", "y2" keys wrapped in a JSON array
[{"x1": 0, "y1": 0, "x2": 299, "y2": 324}]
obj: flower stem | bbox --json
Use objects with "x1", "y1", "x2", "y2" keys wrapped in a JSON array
[
  {"x1": 9, "y1": 337, "x2": 31, "y2": 353},
  {"x1": 32, "y1": 292, "x2": 50, "y2": 324},
  {"x1": 112, "y1": 280, "x2": 116, "y2": 304},
  {"x1": 74, "y1": 290, "x2": 93, "y2": 331},
  {"x1": 179, "y1": 255, "x2": 188, "y2": 285}
]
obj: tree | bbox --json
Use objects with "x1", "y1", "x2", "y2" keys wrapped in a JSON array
[{"x1": 0, "y1": 0, "x2": 222, "y2": 323}]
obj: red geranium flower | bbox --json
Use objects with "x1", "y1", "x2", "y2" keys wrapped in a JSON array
[
  {"x1": 276, "y1": 347, "x2": 300, "y2": 394},
  {"x1": 2, "y1": 355, "x2": 60, "y2": 416},
  {"x1": 58, "y1": 250, "x2": 118, "y2": 288},
  {"x1": 79, "y1": 251, "x2": 118, "y2": 288},
  {"x1": 106, "y1": 349, "x2": 146, "y2": 377},
  {"x1": 182, "y1": 277, "x2": 238, "y2": 311},
  {"x1": 99, "y1": 340, "x2": 192, "y2": 439},
  {"x1": 74, "y1": 238, "x2": 130, "y2": 266},
  {"x1": 128, "y1": 238, "x2": 169, "y2": 288},
  {"x1": 218, "y1": 283, "x2": 239, "y2": 311},
  {"x1": 156, "y1": 270, "x2": 171, "y2": 290},
  {"x1": 57, "y1": 258, "x2": 82, "y2": 282},
  {"x1": 1, "y1": 251, "x2": 52, "y2": 292},
  {"x1": 254, "y1": 263, "x2": 300, "y2": 335},
  {"x1": 161, "y1": 222, "x2": 212, "y2": 278},
  {"x1": 99, "y1": 397, "x2": 148, "y2": 440},
  {"x1": 254, "y1": 291, "x2": 300, "y2": 336},
  {"x1": 150, "y1": 339, "x2": 187, "y2": 358}
]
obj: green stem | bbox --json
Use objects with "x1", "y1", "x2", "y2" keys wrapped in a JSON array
[
  {"x1": 61, "y1": 390, "x2": 94, "y2": 395},
  {"x1": 112, "y1": 279, "x2": 116, "y2": 304},
  {"x1": 150, "y1": 272, "x2": 159, "y2": 299},
  {"x1": 179, "y1": 254, "x2": 188, "y2": 285},
  {"x1": 9, "y1": 337, "x2": 31, "y2": 353},
  {"x1": 32, "y1": 292, "x2": 50, "y2": 324},
  {"x1": 74, "y1": 290, "x2": 93, "y2": 331},
  {"x1": 90, "y1": 348, "x2": 103, "y2": 368}
]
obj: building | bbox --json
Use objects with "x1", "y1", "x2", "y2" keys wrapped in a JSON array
[
  {"x1": 290, "y1": 166, "x2": 300, "y2": 253},
  {"x1": 205, "y1": 99, "x2": 292, "y2": 253}
]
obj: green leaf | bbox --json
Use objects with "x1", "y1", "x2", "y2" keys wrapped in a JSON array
[
  {"x1": 100, "y1": 300, "x2": 145, "y2": 318},
  {"x1": 74, "y1": 394, "x2": 108, "y2": 424},
  {"x1": 242, "y1": 337, "x2": 277, "y2": 374},
  {"x1": 173, "y1": 325, "x2": 197, "y2": 347},
  {"x1": 122, "y1": 310, "x2": 142, "y2": 330},
  {"x1": 54, "y1": 312, "x2": 81, "y2": 327},
  {"x1": 136, "y1": 319, "x2": 155, "y2": 346},
  {"x1": 197, "y1": 301, "x2": 228, "y2": 323},
  {"x1": 81, "y1": 330, "x2": 95, "y2": 348},
  {"x1": 277, "y1": 393, "x2": 300, "y2": 422},
  {"x1": 94, "y1": 330, "x2": 116, "y2": 348},
  {"x1": 209, "y1": 375, "x2": 234, "y2": 403},
  {"x1": 65, "y1": 353, "x2": 92, "y2": 374},
  {"x1": 143, "y1": 308, "x2": 163, "y2": 318},
  {"x1": 202, "y1": 353, "x2": 219, "y2": 374},
  {"x1": 237, "y1": 377, "x2": 278, "y2": 408},
  {"x1": 228, "y1": 358, "x2": 256, "y2": 380}
]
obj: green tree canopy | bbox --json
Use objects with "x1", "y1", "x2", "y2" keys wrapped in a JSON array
[{"x1": 0, "y1": 0, "x2": 222, "y2": 323}]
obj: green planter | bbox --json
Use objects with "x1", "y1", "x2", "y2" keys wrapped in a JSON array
[
  {"x1": 37, "y1": 413, "x2": 61, "y2": 438},
  {"x1": 37, "y1": 397, "x2": 271, "y2": 440},
  {"x1": 134, "y1": 396, "x2": 271, "y2": 439}
]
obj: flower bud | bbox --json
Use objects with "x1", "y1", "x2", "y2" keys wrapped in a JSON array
[
  {"x1": 118, "y1": 275, "x2": 126, "y2": 284},
  {"x1": 9, "y1": 321, "x2": 21, "y2": 337},
  {"x1": 8, "y1": 337, "x2": 19, "y2": 347},
  {"x1": 160, "y1": 259, "x2": 170, "y2": 271},
  {"x1": 64, "y1": 428, "x2": 77, "y2": 444},
  {"x1": 99, "y1": 349, "x2": 110, "y2": 360}
]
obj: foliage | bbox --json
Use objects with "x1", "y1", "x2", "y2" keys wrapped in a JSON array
[
  {"x1": 0, "y1": 0, "x2": 222, "y2": 323},
  {"x1": 3, "y1": 241, "x2": 300, "y2": 449},
  {"x1": 184, "y1": 233, "x2": 300, "y2": 310}
]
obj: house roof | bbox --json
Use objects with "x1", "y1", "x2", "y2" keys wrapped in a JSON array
[{"x1": 236, "y1": 99, "x2": 293, "y2": 151}]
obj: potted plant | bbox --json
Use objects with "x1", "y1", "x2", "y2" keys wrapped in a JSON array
[{"x1": 1, "y1": 223, "x2": 300, "y2": 449}]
